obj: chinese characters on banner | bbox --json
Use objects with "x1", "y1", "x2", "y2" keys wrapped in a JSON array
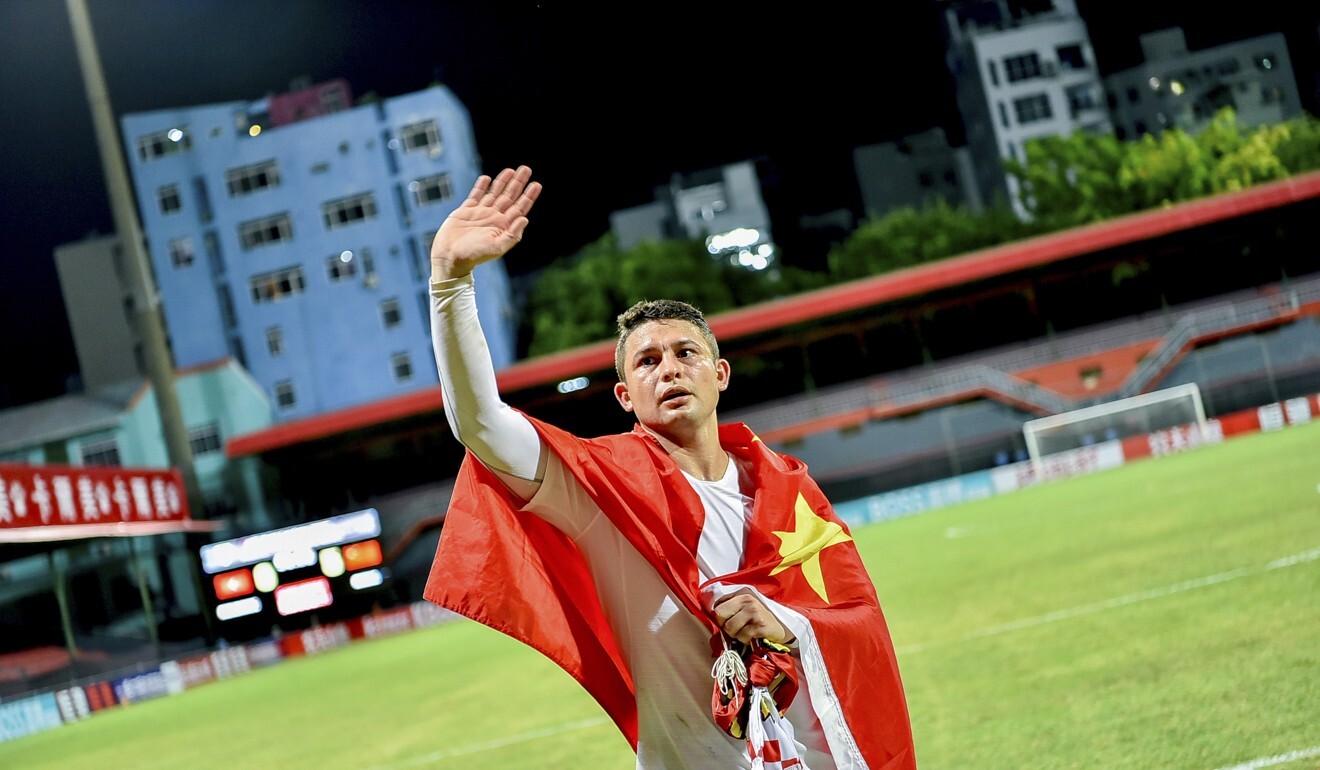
[{"x1": 0, "y1": 464, "x2": 188, "y2": 534}]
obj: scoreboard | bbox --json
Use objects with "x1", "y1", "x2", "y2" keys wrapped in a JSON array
[{"x1": 200, "y1": 508, "x2": 389, "y2": 637}]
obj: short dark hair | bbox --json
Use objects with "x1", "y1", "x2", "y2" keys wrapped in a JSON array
[{"x1": 614, "y1": 299, "x2": 719, "y2": 381}]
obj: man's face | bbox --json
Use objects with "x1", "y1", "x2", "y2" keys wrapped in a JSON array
[{"x1": 613, "y1": 319, "x2": 729, "y2": 433}]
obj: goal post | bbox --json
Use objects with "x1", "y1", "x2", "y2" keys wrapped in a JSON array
[{"x1": 1023, "y1": 383, "x2": 1207, "y2": 472}]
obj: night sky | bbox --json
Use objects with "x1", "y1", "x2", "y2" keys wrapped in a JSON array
[{"x1": 1, "y1": 0, "x2": 1316, "y2": 408}]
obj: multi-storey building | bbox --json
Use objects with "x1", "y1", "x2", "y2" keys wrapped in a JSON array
[
  {"x1": 54, "y1": 234, "x2": 142, "y2": 391},
  {"x1": 1103, "y1": 28, "x2": 1301, "y2": 140},
  {"x1": 120, "y1": 79, "x2": 516, "y2": 421},
  {"x1": 941, "y1": 0, "x2": 1111, "y2": 215},
  {"x1": 610, "y1": 160, "x2": 777, "y2": 271},
  {"x1": 853, "y1": 127, "x2": 983, "y2": 219}
]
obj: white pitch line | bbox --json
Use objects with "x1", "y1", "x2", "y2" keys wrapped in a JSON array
[
  {"x1": 899, "y1": 546, "x2": 1320, "y2": 655},
  {"x1": 360, "y1": 715, "x2": 612, "y2": 770},
  {"x1": 1211, "y1": 744, "x2": 1320, "y2": 770}
]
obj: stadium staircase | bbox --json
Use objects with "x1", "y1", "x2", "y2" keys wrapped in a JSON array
[{"x1": 728, "y1": 274, "x2": 1320, "y2": 443}]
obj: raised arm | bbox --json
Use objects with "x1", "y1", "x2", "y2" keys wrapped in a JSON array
[{"x1": 430, "y1": 167, "x2": 545, "y2": 500}]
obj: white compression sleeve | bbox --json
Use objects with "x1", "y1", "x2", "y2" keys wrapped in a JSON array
[{"x1": 430, "y1": 273, "x2": 542, "y2": 480}]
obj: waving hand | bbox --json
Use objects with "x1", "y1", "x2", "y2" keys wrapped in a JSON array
[{"x1": 430, "y1": 165, "x2": 542, "y2": 281}]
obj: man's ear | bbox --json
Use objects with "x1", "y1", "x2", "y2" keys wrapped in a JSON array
[
  {"x1": 614, "y1": 381, "x2": 634, "y2": 412},
  {"x1": 715, "y1": 358, "x2": 731, "y2": 392}
]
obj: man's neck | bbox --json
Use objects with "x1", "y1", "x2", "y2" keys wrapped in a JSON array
[{"x1": 640, "y1": 421, "x2": 728, "y2": 481}]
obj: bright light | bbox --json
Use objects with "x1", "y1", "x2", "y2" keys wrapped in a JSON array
[
  {"x1": 1260, "y1": 57, "x2": 1274, "y2": 70},
  {"x1": 216, "y1": 596, "x2": 262, "y2": 621},
  {"x1": 407, "y1": 180, "x2": 420, "y2": 191},
  {"x1": 273, "y1": 547, "x2": 316, "y2": 573},
  {"x1": 248, "y1": 125, "x2": 262, "y2": 137},
  {"x1": 706, "y1": 228, "x2": 761, "y2": 254},
  {"x1": 350, "y1": 569, "x2": 384, "y2": 590},
  {"x1": 252, "y1": 562, "x2": 278, "y2": 592},
  {"x1": 201, "y1": 509, "x2": 381, "y2": 574},
  {"x1": 757, "y1": 244, "x2": 773, "y2": 258},
  {"x1": 167, "y1": 128, "x2": 184, "y2": 142},
  {"x1": 320, "y1": 546, "x2": 346, "y2": 578},
  {"x1": 343, "y1": 540, "x2": 383, "y2": 571},
  {"x1": 1170, "y1": 80, "x2": 1185, "y2": 96},
  {"x1": 213, "y1": 568, "x2": 254, "y2": 601},
  {"x1": 339, "y1": 250, "x2": 354, "y2": 263},
  {"x1": 274, "y1": 577, "x2": 333, "y2": 616},
  {"x1": 1147, "y1": 76, "x2": 1161, "y2": 91},
  {"x1": 557, "y1": 376, "x2": 589, "y2": 394}
]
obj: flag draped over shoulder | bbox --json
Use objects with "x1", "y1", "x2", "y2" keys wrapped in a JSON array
[{"x1": 423, "y1": 417, "x2": 915, "y2": 769}]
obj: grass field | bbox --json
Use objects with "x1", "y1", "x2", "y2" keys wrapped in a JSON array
[{"x1": 3, "y1": 421, "x2": 1318, "y2": 769}]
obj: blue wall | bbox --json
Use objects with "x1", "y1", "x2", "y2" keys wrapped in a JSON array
[{"x1": 121, "y1": 85, "x2": 514, "y2": 421}]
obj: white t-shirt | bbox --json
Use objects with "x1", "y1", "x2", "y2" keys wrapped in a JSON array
[{"x1": 523, "y1": 451, "x2": 835, "y2": 770}]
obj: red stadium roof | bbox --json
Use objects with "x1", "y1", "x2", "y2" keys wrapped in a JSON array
[{"x1": 227, "y1": 169, "x2": 1320, "y2": 458}]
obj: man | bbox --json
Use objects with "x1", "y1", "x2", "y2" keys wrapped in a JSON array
[{"x1": 424, "y1": 166, "x2": 915, "y2": 769}]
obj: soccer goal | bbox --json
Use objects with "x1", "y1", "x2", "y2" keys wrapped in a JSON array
[{"x1": 1023, "y1": 382, "x2": 1207, "y2": 469}]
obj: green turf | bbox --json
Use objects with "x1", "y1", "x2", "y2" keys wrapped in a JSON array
[{"x1": 2, "y1": 422, "x2": 1317, "y2": 769}]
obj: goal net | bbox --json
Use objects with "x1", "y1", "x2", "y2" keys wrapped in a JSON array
[{"x1": 1023, "y1": 383, "x2": 1207, "y2": 465}]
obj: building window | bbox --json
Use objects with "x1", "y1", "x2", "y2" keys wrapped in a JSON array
[
  {"x1": 1057, "y1": 44, "x2": 1085, "y2": 70},
  {"x1": 136, "y1": 127, "x2": 191, "y2": 161},
  {"x1": 392, "y1": 352, "x2": 413, "y2": 382},
  {"x1": 216, "y1": 284, "x2": 237, "y2": 327},
  {"x1": 381, "y1": 298, "x2": 402, "y2": 328},
  {"x1": 320, "y1": 86, "x2": 348, "y2": 113},
  {"x1": 204, "y1": 231, "x2": 225, "y2": 276},
  {"x1": 228, "y1": 335, "x2": 247, "y2": 368},
  {"x1": 997, "y1": 101, "x2": 1010, "y2": 128},
  {"x1": 226, "y1": 159, "x2": 281, "y2": 197},
  {"x1": 158, "y1": 184, "x2": 182, "y2": 214},
  {"x1": 250, "y1": 266, "x2": 306, "y2": 303},
  {"x1": 266, "y1": 326, "x2": 283, "y2": 356},
  {"x1": 169, "y1": 236, "x2": 195, "y2": 267},
  {"x1": 322, "y1": 193, "x2": 377, "y2": 230},
  {"x1": 986, "y1": 60, "x2": 999, "y2": 87},
  {"x1": 1066, "y1": 84, "x2": 1098, "y2": 117},
  {"x1": 188, "y1": 423, "x2": 222, "y2": 456},
  {"x1": 1013, "y1": 93, "x2": 1053, "y2": 124},
  {"x1": 1004, "y1": 52, "x2": 1042, "y2": 83},
  {"x1": 399, "y1": 120, "x2": 442, "y2": 155},
  {"x1": 238, "y1": 213, "x2": 293, "y2": 250},
  {"x1": 274, "y1": 380, "x2": 296, "y2": 409},
  {"x1": 327, "y1": 251, "x2": 358, "y2": 282},
  {"x1": 410, "y1": 173, "x2": 454, "y2": 206},
  {"x1": 79, "y1": 437, "x2": 121, "y2": 467},
  {"x1": 193, "y1": 176, "x2": 213, "y2": 223}
]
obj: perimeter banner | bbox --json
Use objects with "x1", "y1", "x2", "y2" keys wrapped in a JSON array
[{"x1": 0, "y1": 463, "x2": 214, "y2": 541}]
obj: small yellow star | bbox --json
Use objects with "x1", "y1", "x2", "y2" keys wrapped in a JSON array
[{"x1": 769, "y1": 494, "x2": 853, "y2": 603}]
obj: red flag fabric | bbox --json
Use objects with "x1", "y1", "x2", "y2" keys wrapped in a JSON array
[{"x1": 424, "y1": 416, "x2": 915, "y2": 768}]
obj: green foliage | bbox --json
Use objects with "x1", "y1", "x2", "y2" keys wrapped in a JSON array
[
  {"x1": 827, "y1": 198, "x2": 1041, "y2": 282},
  {"x1": 1009, "y1": 107, "x2": 1320, "y2": 224},
  {"x1": 1273, "y1": 112, "x2": 1320, "y2": 174},
  {"x1": 1002, "y1": 130, "x2": 1130, "y2": 227},
  {"x1": 522, "y1": 110, "x2": 1320, "y2": 357},
  {"x1": 524, "y1": 233, "x2": 827, "y2": 356}
]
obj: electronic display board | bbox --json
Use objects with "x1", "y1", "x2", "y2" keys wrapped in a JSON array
[{"x1": 199, "y1": 509, "x2": 390, "y2": 638}]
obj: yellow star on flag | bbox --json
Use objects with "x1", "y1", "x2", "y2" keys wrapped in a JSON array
[{"x1": 770, "y1": 493, "x2": 853, "y2": 603}]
